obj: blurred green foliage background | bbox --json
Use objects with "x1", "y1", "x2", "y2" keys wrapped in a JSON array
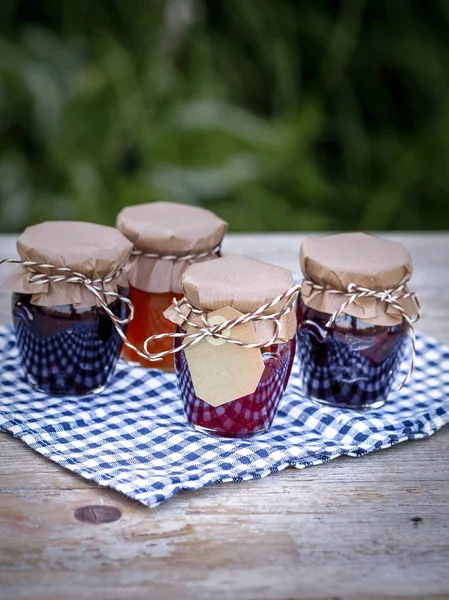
[{"x1": 0, "y1": 0, "x2": 448, "y2": 233}]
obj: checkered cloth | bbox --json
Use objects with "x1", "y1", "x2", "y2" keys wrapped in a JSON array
[{"x1": 0, "y1": 324, "x2": 448, "y2": 508}]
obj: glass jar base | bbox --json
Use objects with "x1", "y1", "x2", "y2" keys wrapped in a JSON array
[
  {"x1": 190, "y1": 423, "x2": 270, "y2": 439},
  {"x1": 25, "y1": 374, "x2": 110, "y2": 397},
  {"x1": 309, "y1": 395, "x2": 387, "y2": 411}
]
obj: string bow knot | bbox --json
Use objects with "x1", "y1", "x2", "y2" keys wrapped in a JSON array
[
  {"x1": 0, "y1": 257, "x2": 148, "y2": 356},
  {"x1": 143, "y1": 284, "x2": 302, "y2": 361}
]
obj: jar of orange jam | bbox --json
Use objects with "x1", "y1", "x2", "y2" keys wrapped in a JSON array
[{"x1": 116, "y1": 202, "x2": 227, "y2": 371}]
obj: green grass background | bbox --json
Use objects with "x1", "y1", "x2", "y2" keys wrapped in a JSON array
[{"x1": 0, "y1": 0, "x2": 448, "y2": 233}]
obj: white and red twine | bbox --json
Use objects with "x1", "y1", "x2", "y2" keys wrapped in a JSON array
[{"x1": 0, "y1": 257, "x2": 420, "y2": 388}]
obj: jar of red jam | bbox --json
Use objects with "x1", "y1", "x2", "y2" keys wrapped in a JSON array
[
  {"x1": 3, "y1": 221, "x2": 133, "y2": 395},
  {"x1": 116, "y1": 202, "x2": 227, "y2": 371},
  {"x1": 160, "y1": 255, "x2": 297, "y2": 438},
  {"x1": 296, "y1": 233, "x2": 420, "y2": 409}
]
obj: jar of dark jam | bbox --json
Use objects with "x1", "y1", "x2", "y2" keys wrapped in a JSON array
[
  {"x1": 160, "y1": 255, "x2": 298, "y2": 438},
  {"x1": 296, "y1": 297, "x2": 409, "y2": 409},
  {"x1": 3, "y1": 221, "x2": 133, "y2": 396},
  {"x1": 12, "y1": 292, "x2": 127, "y2": 395},
  {"x1": 296, "y1": 233, "x2": 420, "y2": 410},
  {"x1": 117, "y1": 202, "x2": 227, "y2": 371},
  {"x1": 174, "y1": 329, "x2": 296, "y2": 438}
]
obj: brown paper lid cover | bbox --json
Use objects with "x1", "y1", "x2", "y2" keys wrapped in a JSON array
[
  {"x1": 117, "y1": 202, "x2": 227, "y2": 255},
  {"x1": 300, "y1": 233, "x2": 420, "y2": 325},
  {"x1": 3, "y1": 221, "x2": 133, "y2": 307},
  {"x1": 166, "y1": 255, "x2": 297, "y2": 343},
  {"x1": 116, "y1": 202, "x2": 228, "y2": 293}
]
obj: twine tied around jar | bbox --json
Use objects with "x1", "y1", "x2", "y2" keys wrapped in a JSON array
[
  {"x1": 1, "y1": 255, "x2": 422, "y2": 389},
  {"x1": 143, "y1": 284, "x2": 302, "y2": 361},
  {"x1": 303, "y1": 280, "x2": 421, "y2": 389},
  {"x1": 0, "y1": 257, "x2": 153, "y2": 362},
  {"x1": 131, "y1": 243, "x2": 222, "y2": 262}
]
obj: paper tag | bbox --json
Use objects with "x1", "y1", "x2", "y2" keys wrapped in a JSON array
[{"x1": 184, "y1": 306, "x2": 265, "y2": 407}]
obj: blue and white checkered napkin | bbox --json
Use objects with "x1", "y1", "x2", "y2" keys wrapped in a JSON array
[{"x1": 0, "y1": 323, "x2": 448, "y2": 507}]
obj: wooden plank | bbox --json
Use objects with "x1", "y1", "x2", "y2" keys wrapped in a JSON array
[
  {"x1": 0, "y1": 430, "x2": 448, "y2": 599},
  {"x1": 0, "y1": 233, "x2": 448, "y2": 600}
]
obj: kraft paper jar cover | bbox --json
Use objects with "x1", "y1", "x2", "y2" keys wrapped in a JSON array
[
  {"x1": 164, "y1": 254, "x2": 297, "y2": 345},
  {"x1": 300, "y1": 232, "x2": 420, "y2": 326},
  {"x1": 3, "y1": 221, "x2": 133, "y2": 307},
  {"x1": 116, "y1": 202, "x2": 228, "y2": 294}
]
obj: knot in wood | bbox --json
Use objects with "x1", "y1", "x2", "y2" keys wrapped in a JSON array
[{"x1": 74, "y1": 505, "x2": 122, "y2": 524}]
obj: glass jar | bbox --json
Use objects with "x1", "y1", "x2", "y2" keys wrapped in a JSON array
[
  {"x1": 2, "y1": 220, "x2": 133, "y2": 395},
  {"x1": 12, "y1": 292, "x2": 126, "y2": 395},
  {"x1": 174, "y1": 327, "x2": 296, "y2": 438},
  {"x1": 116, "y1": 201, "x2": 227, "y2": 371},
  {"x1": 296, "y1": 296, "x2": 409, "y2": 409},
  {"x1": 122, "y1": 286, "x2": 183, "y2": 371}
]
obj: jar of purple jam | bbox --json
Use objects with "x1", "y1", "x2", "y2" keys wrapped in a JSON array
[
  {"x1": 154, "y1": 255, "x2": 298, "y2": 438},
  {"x1": 3, "y1": 221, "x2": 133, "y2": 395},
  {"x1": 296, "y1": 233, "x2": 420, "y2": 409}
]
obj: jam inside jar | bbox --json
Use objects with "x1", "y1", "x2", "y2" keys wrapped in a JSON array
[
  {"x1": 122, "y1": 285, "x2": 183, "y2": 371},
  {"x1": 296, "y1": 296, "x2": 409, "y2": 409},
  {"x1": 12, "y1": 292, "x2": 126, "y2": 395},
  {"x1": 174, "y1": 327, "x2": 296, "y2": 438}
]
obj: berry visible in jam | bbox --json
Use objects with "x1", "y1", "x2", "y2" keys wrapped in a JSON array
[
  {"x1": 13, "y1": 293, "x2": 126, "y2": 395},
  {"x1": 296, "y1": 297, "x2": 409, "y2": 409}
]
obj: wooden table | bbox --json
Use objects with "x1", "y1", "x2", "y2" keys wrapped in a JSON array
[{"x1": 0, "y1": 233, "x2": 448, "y2": 600}]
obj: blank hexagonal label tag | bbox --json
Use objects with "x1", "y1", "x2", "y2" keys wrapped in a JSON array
[{"x1": 184, "y1": 306, "x2": 265, "y2": 407}]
